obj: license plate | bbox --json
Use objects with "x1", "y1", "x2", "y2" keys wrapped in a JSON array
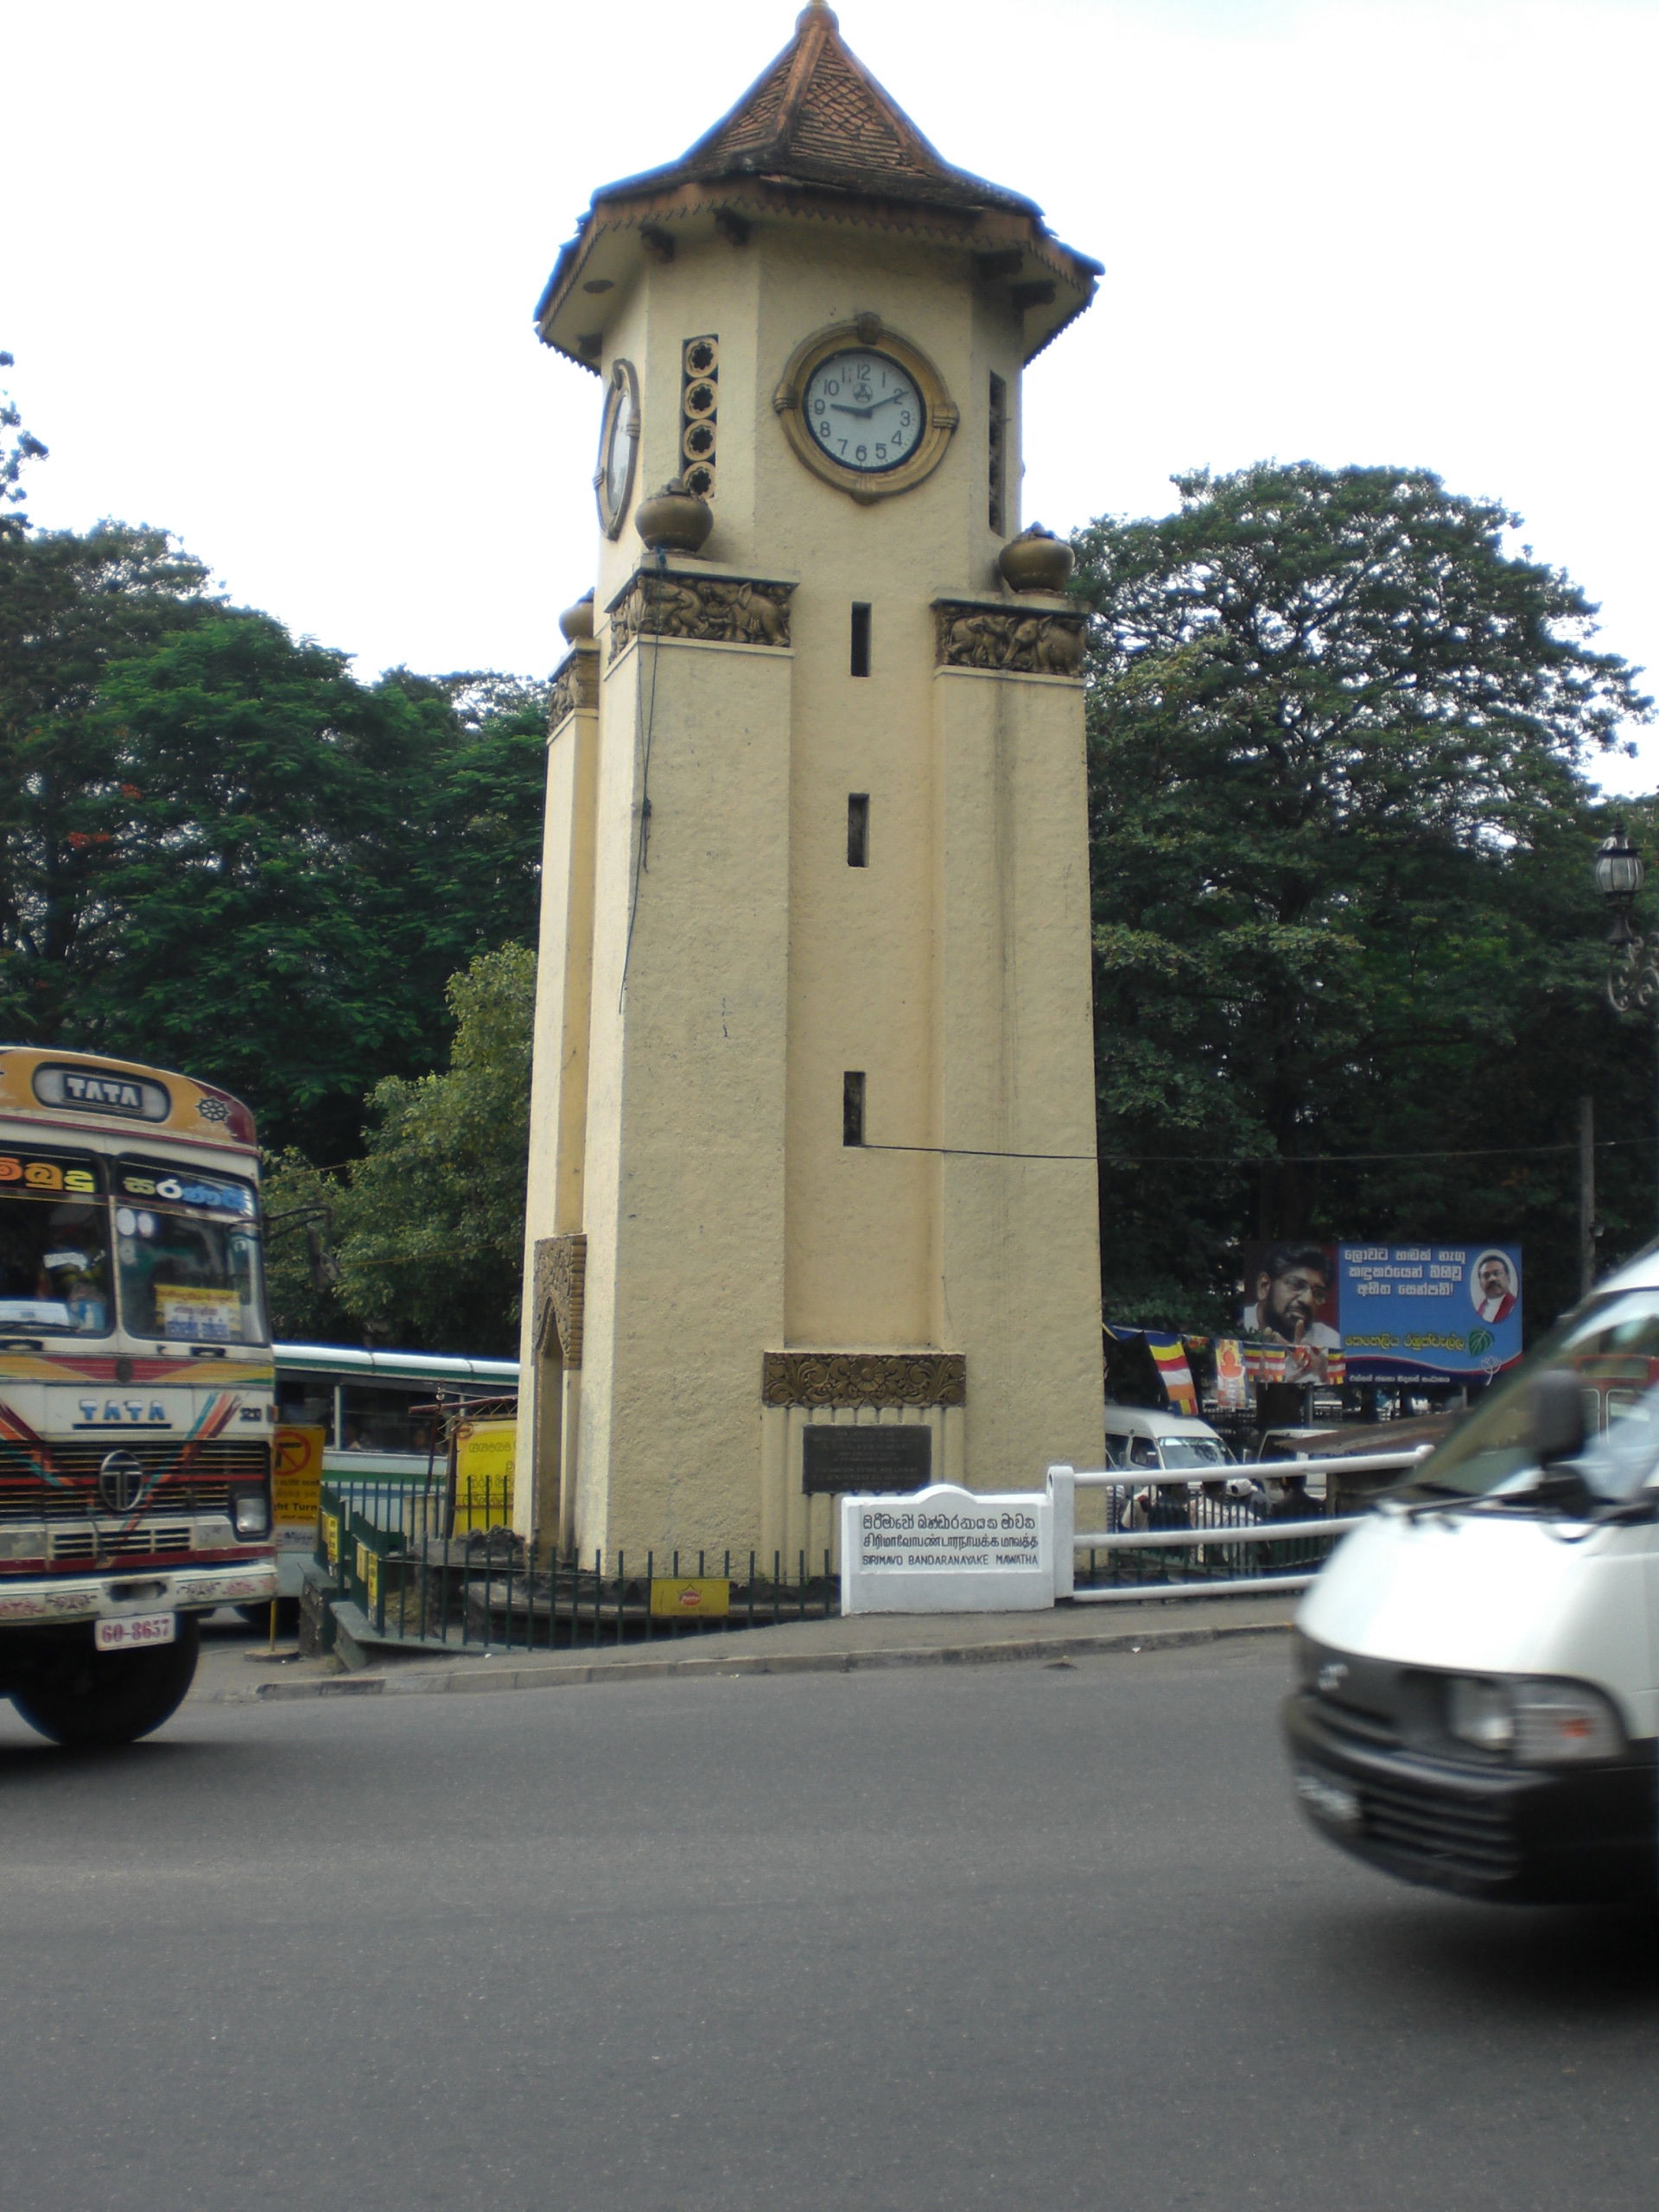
[{"x1": 95, "y1": 1611, "x2": 176, "y2": 1653}]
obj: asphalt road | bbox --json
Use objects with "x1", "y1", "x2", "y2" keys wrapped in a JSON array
[{"x1": 3, "y1": 1639, "x2": 1656, "y2": 2212}]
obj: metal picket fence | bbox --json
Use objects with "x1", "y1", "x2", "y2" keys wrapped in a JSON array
[
  {"x1": 1047, "y1": 1449, "x2": 1429, "y2": 1602},
  {"x1": 315, "y1": 1472, "x2": 836, "y2": 1652}
]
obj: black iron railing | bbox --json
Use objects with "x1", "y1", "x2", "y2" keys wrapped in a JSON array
[{"x1": 314, "y1": 1475, "x2": 836, "y2": 1652}]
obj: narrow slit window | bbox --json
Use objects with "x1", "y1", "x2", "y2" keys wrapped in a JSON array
[
  {"x1": 842, "y1": 1071, "x2": 866, "y2": 1147},
  {"x1": 849, "y1": 602, "x2": 872, "y2": 678},
  {"x1": 847, "y1": 793, "x2": 870, "y2": 868},
  {"x1": 988, "y1": 372, "x2": 1007, "y2": 535}
]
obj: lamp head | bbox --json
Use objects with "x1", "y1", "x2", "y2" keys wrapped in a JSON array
[{"x1": 1595, "y1": 828, "x2": 1643, "y2": 905}]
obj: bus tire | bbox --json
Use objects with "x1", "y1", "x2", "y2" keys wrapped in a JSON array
[{"x1": 10, "y1": 1615, "x2": 201, "y2": 1749}]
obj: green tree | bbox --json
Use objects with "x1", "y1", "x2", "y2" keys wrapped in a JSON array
[
  {"x1": 1, "y1": 521, "x2": 549, "y2": 1162},
  {"x1": 0, "y1": 352, "x2": 48, "y2": 538},
  {"x1": 264, "y1": 944, "x2": 536, "y2": 1355},
  {"x1": 0, "y1": 519, "x2": 217, "y2": 1013},
  {"x1": 1073, "y1": 461, "x2": 1652, "y2": 1331}
]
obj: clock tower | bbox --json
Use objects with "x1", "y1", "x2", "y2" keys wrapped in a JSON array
[{"x1": 521, "y1": 0, "x2": 1105, "y2": 1568}]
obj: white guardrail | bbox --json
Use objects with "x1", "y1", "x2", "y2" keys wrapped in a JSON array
[{"x1": 1045, "y1": 1448, "x2": 1432, "y2": 1605}]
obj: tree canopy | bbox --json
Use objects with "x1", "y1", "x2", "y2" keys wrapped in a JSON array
[
  {"x1": 1074, "y1": 460, "x2": 1653, "y2": 1333},
  {"x1": 263, "y1": 944, "x2": 534, "y2": 1355},
  {"x1": 0, "y1": 518, "x2": 547, "y2": 1162}
]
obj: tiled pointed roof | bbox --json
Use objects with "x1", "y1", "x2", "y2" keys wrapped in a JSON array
[
  {"x1": 535, "y1": 2, "x2": 1100, "y2": 370},
  {"x1": 597, "y1": 1, "x2": 1040, "y2": 219}
]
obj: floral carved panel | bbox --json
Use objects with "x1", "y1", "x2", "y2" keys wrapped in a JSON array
[
  {"x1": 533, "y1": 1234, "x2": 587, "y2": 1368},
  {"x1": 607, "y1": 572, "x2": 794, "y2": 659},
  {"x1": 933, "y1": 597, "x2": 1084, "y2": 678},
  {"x1": 549, "y1": 646, "x2": 600, "y2": 729},
  {"x1": 761, "y1": 1351, "x2": 966, "y2": 1409}
]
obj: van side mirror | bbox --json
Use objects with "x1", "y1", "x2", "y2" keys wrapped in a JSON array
[{"x1": 1530, "y1": 1371, "x2": 1586, "y2": 1465}]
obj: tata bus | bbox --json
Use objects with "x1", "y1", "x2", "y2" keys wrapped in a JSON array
[{"x1": 0, "y1": 1046, "x2": 276, "y2": 1745}]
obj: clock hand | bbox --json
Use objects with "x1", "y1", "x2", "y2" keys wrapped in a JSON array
[{"x1": 829, "y1": 401, "x2": 878, "y2": 417}]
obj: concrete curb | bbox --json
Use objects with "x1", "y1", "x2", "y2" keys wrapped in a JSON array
[{"x1": 223, "y1": 1614, "x2": 1294, "y2": 1706}]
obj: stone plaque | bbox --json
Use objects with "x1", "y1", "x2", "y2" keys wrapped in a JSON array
[
  {"x1": 801, "y1": 1424, "x2": 931, "y2": 1496},
  {"x1": 839, "y1": 1484, "x2": 1055, "y2": 1615}
]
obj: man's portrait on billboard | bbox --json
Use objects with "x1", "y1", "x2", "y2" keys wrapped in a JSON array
[
  {"x1": 1242, "y1": 1242, "x2": 1340, "y2": 1383},
  {"x1": 1470, "y1": 1249, "x2": 1519, "y2": 1324}
]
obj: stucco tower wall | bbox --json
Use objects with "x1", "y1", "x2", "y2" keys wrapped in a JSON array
[
  {"x1": 517, "y1": 673, "x2": 598, "y2": 1546},
  {"x1": 931, "y1": 661, "x2": 1105, "y2": 1487},
  {"x1": 574, "y1": 631, "x2": 794, "y2": 1563}
]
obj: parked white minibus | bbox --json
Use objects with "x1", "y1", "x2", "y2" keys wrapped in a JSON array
[{"x1": 1286, "y1": 1246, "x2": 1659, "y2": 1904}]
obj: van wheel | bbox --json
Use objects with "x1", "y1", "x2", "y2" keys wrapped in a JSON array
[{"x1": 10, "y1": 1617, "x2": 201, "y2": 1749}]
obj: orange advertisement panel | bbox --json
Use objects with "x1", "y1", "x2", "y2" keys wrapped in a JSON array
[
  {"x1": 273, "y1": 1425, "x2": 327, "y2": 1531},
  {"x1": 649, "y1": 1578, "x2": 731, "y2": 1619}
]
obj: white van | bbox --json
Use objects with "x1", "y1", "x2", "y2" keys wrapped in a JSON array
[
  {"x1": 1286, "y1": 1245, "x2": 1659, "y2": 1904},
  {"x1": 1103, "y1": 1406, "x2": 1231, "y2": 1472}
]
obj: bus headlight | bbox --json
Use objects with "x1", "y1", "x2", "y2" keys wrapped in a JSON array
[
  {"x1": 1446, "y1": 1676, "x2": 1626, "y2": 1763},
  {"x1": 230, "y1": 1488, "x2": 271, "y2": 1540}
]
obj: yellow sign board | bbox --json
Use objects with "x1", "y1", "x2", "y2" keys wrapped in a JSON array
[
  {"x1": 273, "y1": 1425, "x2": 326, "y2": 1529},
  {"x1": 155, "y1": 1282, "x2": 243, "y2": 1342},
  {"x1": 454, "y1": 1417, "x2": 516, "y2": 1532},
  {"x1": 353, "y1": 1540, "x2": 381, "y2": 1611},
  {"x1": 320, "y1": 1508, "x2": 342, "y2": 1570},
  {"x1": 649, "y1": 1577, "x2": 730, "y2": 1619}
]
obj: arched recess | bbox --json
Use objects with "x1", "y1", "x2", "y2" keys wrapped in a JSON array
[{"x1": 532, "y1": 1235, "x2": 586, "y2": 1558}]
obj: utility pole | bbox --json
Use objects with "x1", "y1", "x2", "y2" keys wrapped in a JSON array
[{"x1": 1579, "y1": 1095, "x2": 1597, "y2": 1298}]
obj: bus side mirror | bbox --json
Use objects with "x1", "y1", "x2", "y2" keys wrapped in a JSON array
[{"x1": 1530, "y1": 1372, "x2": 1586, "y2": 1466}]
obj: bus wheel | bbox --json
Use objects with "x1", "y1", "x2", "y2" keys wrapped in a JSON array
[{"x1": 10, "y1": 1616, "x2": 201, "y2": 1749}]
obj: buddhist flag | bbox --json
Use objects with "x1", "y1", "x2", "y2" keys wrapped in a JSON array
[{"x1": 1148, "y1": 1338, "x2": 1198, "y2": 1415}]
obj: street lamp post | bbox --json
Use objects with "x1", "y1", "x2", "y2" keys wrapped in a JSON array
[{"x1": 1597, "y1": 827, "x2": 1659, "y2": 1234}]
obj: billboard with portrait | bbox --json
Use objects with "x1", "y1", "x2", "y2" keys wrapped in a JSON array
[
  {"x1": 1338, "y1": 1243, "x2": 1522, "y2": 1382},
  {"x1": 1240, "y1": 1241, "x2": 1523, "y2": 1386},
  {"x1": 1240, "y1": 1243, "x2": 1344, "y2": 1385}
]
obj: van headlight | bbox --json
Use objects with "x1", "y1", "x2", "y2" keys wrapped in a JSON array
[
  {"x1": 230, "y1": 1487, "x2": 271, "y2": 1540},
  {"x1": 1446, "y1": 1676, "x2": 1626, "y2": 1763}
]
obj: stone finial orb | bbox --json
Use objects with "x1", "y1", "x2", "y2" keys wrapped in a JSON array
[
  {"x1": 998, "y1": 524, "x2": 1074, "y2": 595},
  {"x1": 559, "y1": 589, "x2": 595, "y2": 644},
  {"x1": 635, "y1": 478, "x2": 715, "y2": 556}
]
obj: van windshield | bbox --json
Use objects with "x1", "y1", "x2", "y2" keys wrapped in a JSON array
[
  {"x1": 1400, "y1": 1287, "x2": 1659, "y2": 1506},
  {"x1": 1160, "y1": 1440, "x2": 1228, "y2": 1470}
]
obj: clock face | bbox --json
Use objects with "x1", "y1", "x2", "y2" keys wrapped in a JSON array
[
  {"x1": 594, "y1": 360, "x2": 639, "y2": 537},
  {"x1": 605, "y1": 407, "x2": 635, "y2": 512},
  {"x1": 802, "y1": 349, "x2": 918, "y2": 474}
]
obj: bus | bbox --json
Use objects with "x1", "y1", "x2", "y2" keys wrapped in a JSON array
[
  {"x1": 0, "y1": 1045, "x2": 277, "y2": 1745},
  {"x1": 270, "y1": 1343, "x2": 518, "y2": 1593}
]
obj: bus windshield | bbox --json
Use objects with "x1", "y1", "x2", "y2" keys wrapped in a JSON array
[
  {"x1": 112, "y1": 1156, "x2": 267, "y2": 1345},
  {"x1": 1399, "y1": 1286, "x2": 1659, "y2": 1508},
  {"x1": 0, "y1": 1147, "x2": 112, "y2": 1336}
]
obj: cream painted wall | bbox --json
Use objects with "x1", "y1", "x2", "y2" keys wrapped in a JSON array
[
  {"x1": 524, "y1": 204, "x2": 1103, "y2": 1562},
  {"x1": 575, "y1": 635, "x2": 794, "y2": 1560},
  {"x1": 515, "y1": 667, "x2": 596, "y2": 1545}
]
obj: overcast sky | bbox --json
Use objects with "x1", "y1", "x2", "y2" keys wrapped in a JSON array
[{"x1": 10, "y1": 0, "x2": 1656, "y2": 786}]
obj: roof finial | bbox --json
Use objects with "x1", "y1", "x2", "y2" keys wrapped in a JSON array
[{"x1": 797, "y1": 0, "x2": 837, "y2": 27}]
